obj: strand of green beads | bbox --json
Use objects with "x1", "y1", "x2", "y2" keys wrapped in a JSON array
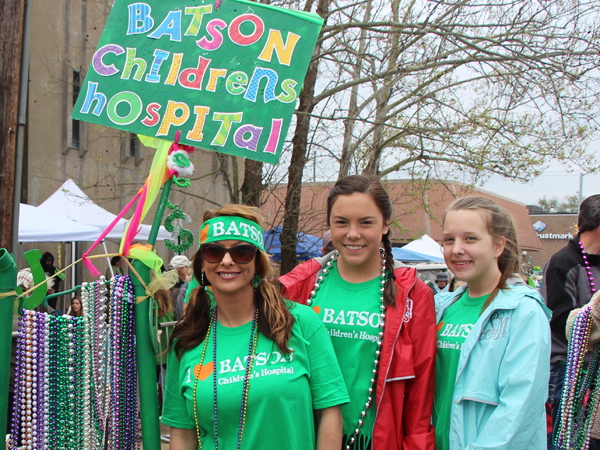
[
  {"x1": 48, "y1": 316, "x2": 57, "y2": 449},
  {"x1": 67, "y1": 316, "x2": 77, "y2": 449},
  {"x1": 55, "y1": 316, "x2": 67, "y2": 449},
  {"x1": 62, "y1": 316, "x2": 71, "y2": 449},
  {"x1": 75, "y1": 317, "x2": 85, "y2": 449}
]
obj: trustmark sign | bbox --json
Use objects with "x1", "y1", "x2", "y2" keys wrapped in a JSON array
[{"x1": 537, "y1": 232, "x2": 574, "y2": 240}]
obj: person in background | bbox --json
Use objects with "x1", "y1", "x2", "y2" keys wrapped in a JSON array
[
  {"x1": 40, "y1": 252, "x2": 60, "y2": 309},
  {"x1": 106, "y1": 255, "x2": 125, "y2": 279},
  {"x1": 70, "y1": 296, "x2": 83, "y2": 317},
  {"x1": 423, "y1": 273, "x2": 438, "y2": 293},
  {"x1": 154, "y1": 281, "x2": 175, "y2": 415},
  {"x1": 174, "y1": 272, "x2": 191, "y2": 320},
  {"x1": 322, "y1": 230, "x2": 336, "y2": 255},
  {"x1": 17, "y1": 268, "x2": 35, "y2": 298},
  {"x1": 435, "y1": 271, "x2": 449, "y2": 292},
  {"x1": 434, "y1": 196, "x2": 550, "y2": 450},
  {"x1": 169, "y1": 255, "x2": 192, "y2": 318},
  {"x1": 563, "y1": 290, "x2": 600, "y2": 444},
  {"x1": 542, "y1": 193, "x2": 600, "y2": 449},
  {"x1": 448, "y1": 277, "x2": 466, "y2": 293}
]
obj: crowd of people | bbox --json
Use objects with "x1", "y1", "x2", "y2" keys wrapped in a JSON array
[
  {"x1": 9, "y1": 175, "x2": 599, "y2": 450},
  {"x1": 157, "y1": 176, "x2": 600, "y2": 450}
]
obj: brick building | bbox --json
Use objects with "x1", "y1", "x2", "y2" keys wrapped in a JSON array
[{"x1": 261, "y1": 179, "x2": 543, "y2": 252}]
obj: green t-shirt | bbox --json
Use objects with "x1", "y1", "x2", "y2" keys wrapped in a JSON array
[
  {"x1": 309, "y1": 264, "x2": 382, "y2": 449},
  {"x1": 433, "y1": 290, "x2": 490, "y2": 450},
  {"x1": 161, "y1": 303, "x2": 349, "y2": 450}
]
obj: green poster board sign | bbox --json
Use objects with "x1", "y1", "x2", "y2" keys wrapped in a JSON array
[{"x1": 72, "y1": 0, "x2": 323, "y2": 164}]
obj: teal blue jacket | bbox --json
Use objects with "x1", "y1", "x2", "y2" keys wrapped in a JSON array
[{"x1": 435, "y1": 279, "x2": 551, "y2": 450}]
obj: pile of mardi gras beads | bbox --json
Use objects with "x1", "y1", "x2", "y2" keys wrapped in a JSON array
[
  {"x1": 107, "y1": 275, "x2": 139, "y2": 450},
  {"x1": 10, "y1": 275, "x2": 139, "y2": 450},
  {"x1": 554, "y1": 305, "x2": 600, "y2": 450}
]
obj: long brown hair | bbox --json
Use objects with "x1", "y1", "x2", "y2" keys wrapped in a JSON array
[
  {"x1": 155, "y1": 288, "x2": 173, "y2": 318},
  {"x1": 445, "y1": 196, "x2": 522, "y2": 313},
  {"x1": 149, "y1": 270, "x2": 173, "y2": 318},
  {"x1": 326, "y1": 175, "x2": 397, "y2": 306},
  {"x1": 169, "y1": 204, "x2": 294, "y2": 358}
]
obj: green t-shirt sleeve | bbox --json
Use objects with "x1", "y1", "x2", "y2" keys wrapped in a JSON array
[
  {"x1": 295, "y1": 305, "x2": 350, "y2": 410},
  {"x1": 161, "y1": 347, "x2": 196, "y2": 429},
  {"x1": 184, "y1": 276, "x2": 199, "y2": 304}
]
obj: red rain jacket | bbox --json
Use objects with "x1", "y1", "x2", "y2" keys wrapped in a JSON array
[{"x1": 280, "y1": 258, "x2": 436, "y2": 450}]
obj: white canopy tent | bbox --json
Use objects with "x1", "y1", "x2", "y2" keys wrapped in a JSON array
[
  {"x1": 403, "y1": 234, "x2": 444, "y2": 259},
  {"x1": 392, "y1": 234, "x2": 445, "y2": 263},
  {"x1": 18, "y1": 204, "x2": 103, "y2": 242},
  {"x1": 38, "y1": 179, "x2": 172, "y2": 241}
]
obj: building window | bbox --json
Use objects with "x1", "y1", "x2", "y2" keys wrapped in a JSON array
[
  {"x1": 72, "y1": 70, "x2": 81, "y2": 149},
  {"x1": 121, "y1": 132, "x2": 142, "y2": 165},
  {"x1": 130, "y1": 133, "x2": 143, "y2": 164}
]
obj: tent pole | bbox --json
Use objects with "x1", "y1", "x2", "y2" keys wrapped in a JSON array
[
  {"x1": 102, "y1": 240, "x2": 114, "y2": 278},
  {"x1": 130, "y1": 177, "x2": 172, "y2": 450},
  {"x1": 71, "y1": 242, "x2": 76, "y2": 290}
]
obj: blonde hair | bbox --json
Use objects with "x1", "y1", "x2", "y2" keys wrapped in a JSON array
[
  {"x1": 170, "y1": 204, "x2": 294, "y2": 357},
  {"x1": 445, "y1": 196, "x2": 522, "y2": 313}
]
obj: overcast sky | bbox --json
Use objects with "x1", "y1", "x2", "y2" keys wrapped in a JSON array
[{"x1": 479, "y1": 145, "x2": 600, "y2": 206}]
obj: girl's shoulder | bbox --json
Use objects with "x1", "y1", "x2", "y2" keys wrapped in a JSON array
[
  {"x1": 497, "y1": 284, "x2": 551, "y2": 321},
  {"x1": 287, "y1": 300, "x2": 320, "y2": 321},
  {"x1": 286, "y1": 301, "x2": 326, "y2": 338}
]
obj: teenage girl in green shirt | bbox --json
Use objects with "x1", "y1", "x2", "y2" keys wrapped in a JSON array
[
  {"x1": 162, "y1": 204, "x2": 349, "y2": 450},
  {"x1": 280, "y1": 175, "x2": 437, "y2": 450}
]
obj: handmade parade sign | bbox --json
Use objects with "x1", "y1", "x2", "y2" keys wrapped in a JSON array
[{"x1": 72, "y1": 0, "x2": 323, "y2": 164}]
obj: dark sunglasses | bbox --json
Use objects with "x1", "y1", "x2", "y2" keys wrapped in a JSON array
[{"x1": 201, "y1": 244, "x2": 257, "y2": 264}]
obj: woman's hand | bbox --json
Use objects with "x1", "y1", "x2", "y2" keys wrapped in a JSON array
[
  {"x1": 315, "y1": 405, "x2": 343, "y2": 450},
  {"x1": 169, "y1": 427, "x2": 197, "y2": 450}
]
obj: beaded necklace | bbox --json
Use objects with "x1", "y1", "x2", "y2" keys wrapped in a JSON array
[
  {"x1": 193, "y1": 305, "x2": 259, "y2": 450},
  {"x1": 9, "y1": 275, "x2": 137, "y2": 450},
  {"x1": 579, "y1": 240, "x2": 598, "y2": 294},
  {"x1": 554, "y1": 305, "x2": 600, "y2": 449},
  {"x1": 307, "y1": 249, "x2": 388, "y2": 449},
  {"x1": 24, "y1": 311, "x2": 35, "y2": 449},
  {"x1": 82, "y1": 277, "x2": 110, "y2": 450},
  {"x1": 107, "y1": 275, "x2": 140, "y2": 450},
  {"x1": 9, "y1": 315, "x2": 24, "y2": 449},
  {"x1": 554, "y1": 240, "x2": 600, "y2": 450}
]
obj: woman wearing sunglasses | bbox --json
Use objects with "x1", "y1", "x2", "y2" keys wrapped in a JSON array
[
  {"x1": 279, "y1": 176, "x2": 437, "y2": 450},
  {"x1": 162, "y1": 204, "x2": 349, "y2": 450}
]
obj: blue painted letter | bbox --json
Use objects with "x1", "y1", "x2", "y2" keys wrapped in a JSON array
[{"x1": 128, "y1": 3, "x2": 154, "y2": 35}]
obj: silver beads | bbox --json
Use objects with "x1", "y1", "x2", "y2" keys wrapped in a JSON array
[{"x1": 310, "y1": 248, "x2": 390, "y2": 449}]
